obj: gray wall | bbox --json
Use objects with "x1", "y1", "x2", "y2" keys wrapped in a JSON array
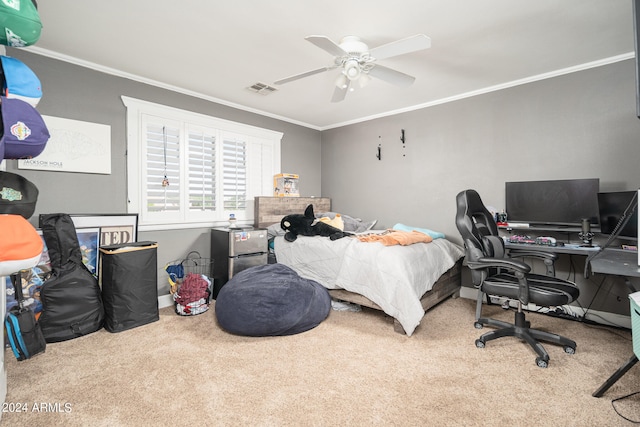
[
  {"x1": 7, "y1": 48, "x2": 640, "y2": 317},
  {"x1": 321, "y1": 59, "x2": 640, "y2": 317},
  {"x1": 5, "y1": 49, "x2": 322, "y2": 295}
]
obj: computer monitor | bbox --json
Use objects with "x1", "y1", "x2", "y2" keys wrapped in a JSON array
[
  {"x1": 505, "y1": 178, "x2": 600, "y2": 227},
  {"x1": 597, "y1": 191, "x2": 638, "y2": 241}
]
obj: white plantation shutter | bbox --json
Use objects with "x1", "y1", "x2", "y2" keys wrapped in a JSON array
[
  {"x1": 187, "y1": 128, "x2": 216, "y2": 212},
  {"x1": 222, "y1": 135, "x2": 247, "y2": 211},
  {"x1": 247, "y1": 138, "x2": 276, "y2": 198},
  {"x1": 123, "y1": 97, "x2": 281, "y2": 230},
  {"x1": 145, "y1": 123, "x2": 181, "y2": 213}
]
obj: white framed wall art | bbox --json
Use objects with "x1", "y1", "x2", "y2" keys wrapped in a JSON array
[{"x1": 18, "y1": 115, "x2": 111, "y2": 174}]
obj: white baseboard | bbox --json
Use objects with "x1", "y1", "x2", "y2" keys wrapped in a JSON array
[
  {"x1": 459, "y1": 286, "x2": 631, "y2": 329},
  {"x1": 158, "y1": 286, "x2": 631, "y2": 328},
  {"x1": 459, "y1": 286, "x2": 481, "y2": 301},
  {"x1": 158, "y1": 294, "x2": 174, "y2": 309}
]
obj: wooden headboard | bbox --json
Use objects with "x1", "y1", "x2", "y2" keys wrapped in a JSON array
[{"x1": 254, "y1": 197, "x2": 331, "y2": 229}]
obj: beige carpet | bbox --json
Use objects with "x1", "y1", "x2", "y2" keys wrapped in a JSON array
[{"x1": 2, "y1": 297, "x2": 639, "y2": 426}]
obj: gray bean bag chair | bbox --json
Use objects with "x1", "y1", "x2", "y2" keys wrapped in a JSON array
[{"x1": 215, "y1": 263, "x2": 331, "y2": 336}]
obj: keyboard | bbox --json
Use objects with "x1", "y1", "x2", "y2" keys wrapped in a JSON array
[{"x1": 507, "y1": 235, "x2": 557, "y2": 246}]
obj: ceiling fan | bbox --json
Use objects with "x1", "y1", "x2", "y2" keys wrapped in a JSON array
[{"x1": 274, "y1": 34, "x2": 431, "y2": 102}]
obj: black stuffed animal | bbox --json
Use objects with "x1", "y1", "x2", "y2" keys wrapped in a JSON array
[{"x1": 281, "y1": 204, "x2": 351, "y2": 242}]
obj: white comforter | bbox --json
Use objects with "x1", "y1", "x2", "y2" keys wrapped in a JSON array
[{"x1": 274, "y1": 234, "x2": 465, "y2": 336}]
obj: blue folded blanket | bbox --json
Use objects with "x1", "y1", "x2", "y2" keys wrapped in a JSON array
[{"x1": 392, "y1": 223, "x2": 445, "y2": 239}]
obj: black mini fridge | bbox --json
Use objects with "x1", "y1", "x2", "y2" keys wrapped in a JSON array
[{"x1": 99, "y1": 241, "x2": 159, "y2": 332}]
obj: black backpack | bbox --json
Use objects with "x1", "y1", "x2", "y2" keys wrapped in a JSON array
[{"x1": 38, "y1": 213, "x2": 104, "y2": 342}]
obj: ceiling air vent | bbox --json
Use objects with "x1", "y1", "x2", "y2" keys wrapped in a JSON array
[{"x1": 247, "y1": 82, "x2": 278, "y2": 95}]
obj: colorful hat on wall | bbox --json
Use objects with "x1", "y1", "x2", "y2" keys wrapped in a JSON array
[
  {"x1": 0, "y1": 55, "x2": 42, "y2": 107},
  {"x1": 0, "y1": 0, "x2": 42, "y2": 47},
  {"x1": 0, "y1": 96, "x2": 49, "y2": 160},
  {"x1": 0, "y1": 171, "x2": 38, "y2": 219}
]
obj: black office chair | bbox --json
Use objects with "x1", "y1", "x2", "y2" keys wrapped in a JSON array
[{"x1": 455, "y1": 189, "x2": 580, "y2": 368}]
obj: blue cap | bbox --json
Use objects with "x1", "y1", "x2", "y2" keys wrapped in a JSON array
[{"x1": 0, "y1": 56, "x2": 42, "y2": 107}]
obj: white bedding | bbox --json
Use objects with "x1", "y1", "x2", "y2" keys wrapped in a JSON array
[{"x1": 274, "y1": 234, "x2": 465, "y2": 336}]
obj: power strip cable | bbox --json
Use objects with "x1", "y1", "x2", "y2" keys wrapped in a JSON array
[{"x1": 612, "y1": 390, "x2": 640, "y2": 423}]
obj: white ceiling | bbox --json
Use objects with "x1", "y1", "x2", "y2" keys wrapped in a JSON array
[{"x1": 26, "y1": 0, "x2": 634, "y2": 130}]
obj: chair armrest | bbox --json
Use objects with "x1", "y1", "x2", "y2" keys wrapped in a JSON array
[
  {"x1": 467, "y1": 257, "x2": 531, "y2": 304},
  {"x1": 508, "y1": 249, "x2": 558, "y2": 276},
  {"x1": 467, "y1": 257, "x2": 531, "y2": 274}
]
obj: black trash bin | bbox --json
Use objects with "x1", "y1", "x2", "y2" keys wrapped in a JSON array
[{"x1": 99, "y1": 241, "x2": 159, "y2": 332}]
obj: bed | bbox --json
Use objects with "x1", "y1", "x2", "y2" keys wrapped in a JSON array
[{"x1": 255, "y1": 197, "x2": 465, "y2": 336}]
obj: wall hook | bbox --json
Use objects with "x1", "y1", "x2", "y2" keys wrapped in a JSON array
[
  {"x1": 400, "y1": 129, "x2": 405, "y2": 144},
  {"x1": 376, "y1": 144, "x2": 381, "y2": 160}
]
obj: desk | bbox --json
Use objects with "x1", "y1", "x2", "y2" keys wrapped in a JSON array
[
  {"x1": 589, "y1": 248, "x2": 640, "y2": 398},
  {"x1": 589, "y1": 248, "x2": 640, "y2": 277},
  {"x1": 505, "y1": 242, "x2": 600, "y2": 276},
  {"x1": 505, "y1": 241, "x2": 600, "y2": 256}
]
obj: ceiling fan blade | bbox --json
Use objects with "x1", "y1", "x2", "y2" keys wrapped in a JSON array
[
  {"x1": 368, "y1": 65, "x2": 416, "y2": 87},
  {"x1": 331, "y1": 81, "x2": 350, "y2": 103},
  {"x1": 274, "y1": 66, "x2": 333, "y2": 85},
  {"x1": 369, "y1": 34, "x2": 431, "y2": 60},
  {"x1": 305, "y1": 35, "x2": 347, "y2": 57}
]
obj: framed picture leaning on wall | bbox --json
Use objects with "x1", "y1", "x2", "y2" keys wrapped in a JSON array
[{"x1": 69, "y1": 214, "x2": 138, "y2": 246}]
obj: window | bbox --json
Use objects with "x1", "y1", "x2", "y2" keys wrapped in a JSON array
[{"x1": 123, "y1": 97, "x2": 281, "y2": 231}]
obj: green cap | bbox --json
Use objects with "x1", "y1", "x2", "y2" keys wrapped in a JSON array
[{"x1": 0, "y1": 0, "x2": 42, "y2": 47}]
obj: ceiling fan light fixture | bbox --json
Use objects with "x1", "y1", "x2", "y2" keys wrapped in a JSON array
[
  {"x1": 344, "y1": 59, "x2": 361, "y2": 80},
  {"x1": 335, "y1": 73, "x2": 348, "y2": 89}
]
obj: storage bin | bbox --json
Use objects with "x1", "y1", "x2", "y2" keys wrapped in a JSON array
[
  {"x1": 166, "y1": 251, "x2": 214, "y2": 316},
  {"x1": 99, "y1": 241, "x2": 159, "y2": 332}
]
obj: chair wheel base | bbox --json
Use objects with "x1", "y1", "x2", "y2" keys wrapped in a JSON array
[
  {"x1": 474, "y1": 310, "x2": 577, "y2": 368},
  {"x1": 536, "y1": 357, "x2": 549, "y2": 368}
]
